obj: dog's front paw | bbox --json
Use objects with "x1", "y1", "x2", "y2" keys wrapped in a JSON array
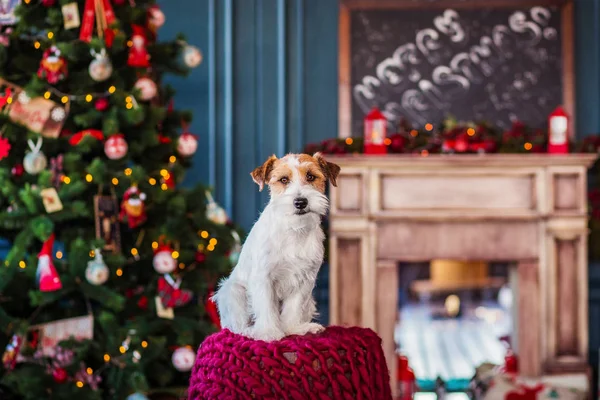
[
  {"x1": 286, "y1": 322, "x2": 325, "y2": 336},
  {"x1": 244, "y1": 326, "x2": 286, "y2": 342}
]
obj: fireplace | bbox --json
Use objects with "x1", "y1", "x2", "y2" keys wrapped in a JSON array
[{"x1": 326, "y1": 154, "x2": 596, "y2": 393}]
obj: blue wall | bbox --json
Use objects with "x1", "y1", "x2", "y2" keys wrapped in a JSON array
[{"x1": 159, "y1": 0, "x2": 338, "y2": 231}]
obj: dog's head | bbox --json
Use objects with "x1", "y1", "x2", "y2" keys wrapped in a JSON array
[{"x1": 251, "y1": 153, "x2": 341, "y2": 217}]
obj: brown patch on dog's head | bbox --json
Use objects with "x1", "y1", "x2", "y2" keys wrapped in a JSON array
[
  {"x1": 251, "y1": 155, "x2": 277, "y2": 191},
  {"x1": 313, "y1": 152, "x2": 341, "y2": 187}
]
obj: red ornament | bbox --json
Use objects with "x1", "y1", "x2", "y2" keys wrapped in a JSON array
[
  {"x1": 95, "y1": 97, "x2": 109, "y2": 111},
  {"x1": 548, "y1": 106, "x2": 569, "y2": 154},
  {"x1": 177, "y1": 132, "x2": 198, "y2": 157},
  {"x1": 396, "y1": 354, "x2": 416, "y2": 400},
  {"x1": 0, "y1": 87, "x2": 11, "y2": 109},
  {"x1": 205, "y1": 289, "x2": 221, "y2": 330},
  {"x1": 42, "y1": 0, "x2": 56, "y2": 6},
  {"x1": 69, "y1": 129, "x2": 104, "y2": 146},
  {"x1": 104, "y1": 134, "x2": 128, "y2": 160},
  {"x1": 11, "y1": 164, "x2": 24, "y2": 177},
  {"x1": 503, "y1": 349, "x2": 519, "y2": 374},
  {"x1": 163, "y1": 171, "x2": 175, "y2": 189},
  {"x1": 128, "y1": 25, "x2": 150, "y2": 68},
  {"x1": 37, "y1": 46, "x2": 68, "y2": 84},
  {"x1": 119, "y1": 186, "x2": 147, "y2": 229},
  {"x1": 505, "y1": 384, "x2": 545, "y2": 400},
  {"x1": 37, "y1": 234, "x2": 62, "y2": 292},
  {"x1": 389, "y1": 134, "x2": 405, "y2": 153},
  {"x1": 442, "y1": 139, "x2": 456, "y2": 153},
  {"x1": 195, "y1": 251, "x2": 206, "y2": 263},
  {"x1": 454, "y1": 134, "x2": 469, "y2": 153},
  {"x1": 363, "y1": 108, "x2": 387, "y2": 154},
  {"x1": 157, "y1": 276, "x2": 193, "y2": 308},
  {"x1": 137, "y1": 295, "x2": 148, "y2": 309},
  {"x1": 0, "y1": 137, "x2": 10, "y2": 160},
  {"x1": 52, "y1": 367, "x2": 68, "y2": 383}
]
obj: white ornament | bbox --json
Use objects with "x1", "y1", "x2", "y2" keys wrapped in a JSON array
[
  {"x1": 126, "y1": 394, "x2": 149, "y2": 400},
  {"x1": 89, "y1": 48, "x2": 113, "y2": 82},
  {"x1": 51, "y1": 107, "x2": 66, "y2": 122},
  {"x1": 148, "y1": 6, "x2": 165, "y2": 29},
  {"x1": 133, "y1": 77, "x2": 157, "y2": 101},
  {"x1": 182, "y1": 44, "x2": 202, "y2": 68},
  {"x1": 17, "y1": 91, "x2": 30, "y2": 104},
  {"x1": 85, "y1": 249, "x2": 109, "y2": 285},
  {"x1": 153, "y1": 247, "x2": 177, "y2": 274},
  {"x1": 205, "y1": 191, "x2": 227, "y2": 225},
  {"x1": 171, "y1": 347, "x2": 195, "y2": 372},
  {"x1": 104, "y1": 134, "x2": 128, "y2": 160},
  {"x1": 176, "y1": 132, "x2": 198, "y2": 157},
  {"x1": 23, "y1": 138, "x2": 47, "y2": 175},
  {"x1": 229, "y1": 230, "x2": 241, "y2": 266}
]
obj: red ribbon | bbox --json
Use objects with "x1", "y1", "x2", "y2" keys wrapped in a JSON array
[
  {"x1": 79, "y1": 0, "x2": 116, "y2": 43},
  {"x1": 0, "y1": 87, "x2": 11, "y2": 109},
  {"x1": 69, "y1": 129, "x2": 104, "y2": 145}
]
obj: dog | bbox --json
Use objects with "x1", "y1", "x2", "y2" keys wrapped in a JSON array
[{"x1": 212, "y1": 152, "x2": 340, "y2": 341}]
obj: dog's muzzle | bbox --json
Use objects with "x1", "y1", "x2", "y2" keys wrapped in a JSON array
[{"x1": 294, "y1": 197, "x2": 308, "y2": 214}]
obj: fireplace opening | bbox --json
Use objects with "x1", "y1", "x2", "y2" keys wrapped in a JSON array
[{"x1": 395, "y1": 260, "x2": 515, "y2": 393}]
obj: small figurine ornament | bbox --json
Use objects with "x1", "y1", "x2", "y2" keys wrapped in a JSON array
[
  {"x1": 38, "y1": 46, "x2": 68, "y2": 84},
  {"x1": 127, "y1": 24, "x2": 150, "y2": 68},
  {"x1": 37, "y1": 234, "x2": 63, "y2": 292},
  {"x1": 119, "y1": 186, "x2": 147, "y2": 229},
  {"x1": 153, "y1": 244, "x2": 176, "y2": 274},
  {"x1": 171, "y1": 346, "x2": 195, "y2": 372},
  {"x1": 85, "y1": 249, "x2": 109, "y2": 285}
]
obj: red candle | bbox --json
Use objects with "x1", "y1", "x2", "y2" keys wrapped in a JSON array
[
  {"x1": 548, "y1": 106, "x2": 569, "y2": 154},
  {"x1": 364, "y1": 108, "x2": 388, "y2": 154}
]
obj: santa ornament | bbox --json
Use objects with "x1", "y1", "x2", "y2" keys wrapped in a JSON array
[
  {"x1": 133, "y1": 77, "x2": 157, "y2": 101},
  {"x1": 89, "y1": 48, "x2": 113, "y2": 82},
  {"x1": 119, "y1": 186, "x2": 147, "y2": 229},
  {"x1": 104, "y1": 134, "x2": 128, "y2": 160},
  {"x1": 38, "y1": 46, "x2": 68, "y2": 84},
  {"x1": 37, "y1": 234, "x2": 63, "y2": 292},
  {"x1": 128, "y1": 25, "x2": 150, "y2": 68},
  {"x1": 177, "y1": 131, "x2": 198, "y2": 157},
  {"x1": 85, "y1": 249, "x2": 109, "y2": 285},
  {"x1": 23, "y1": 138, "x2": 47, "y2": 175},
  {"x1": 157, "y1": 275, "x2": 193, "y2": 306},
  {"x1": 153, "y1": 243, "x2": 177, "y2": 274},
  {"x1": 171, "y1": 346, "x2": 195, "y2": 372}
]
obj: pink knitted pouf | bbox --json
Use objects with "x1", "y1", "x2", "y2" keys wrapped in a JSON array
[{"x1": 188, "y1": 326, "x2": 392, "y2": 400}]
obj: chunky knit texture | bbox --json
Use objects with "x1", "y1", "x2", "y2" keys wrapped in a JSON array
[{"x1": 188, "y1": 326, "x2": 392, "y2": 400}]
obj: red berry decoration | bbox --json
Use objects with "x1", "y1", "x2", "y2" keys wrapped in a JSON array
[
  {"x1": 11, "y1": 164, "x2": 24, "y2": 177},
  {"x1": 52, "y1": 367, "x2": 68, "y2": 383},
  {"x1": 95, "y1": 97, "x2": 109, "y2": 111},
  {"x1": 41, "y1": 0, "x2": 56, "y2": 6},
  {"x1": 195, "y1": 251, "x2": 206, "y2": 263},
  {"x1": 137, "y1": 296, "x2": 148, "y2": 309}
]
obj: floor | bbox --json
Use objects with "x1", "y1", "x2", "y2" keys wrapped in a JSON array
[{"x1": 395, "y1": 300, "x2": 512, "y2": 392}]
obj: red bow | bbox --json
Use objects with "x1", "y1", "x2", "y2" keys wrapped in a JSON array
[{"x1": 69, "y1": 129, "x2": 104, "y2": 145}]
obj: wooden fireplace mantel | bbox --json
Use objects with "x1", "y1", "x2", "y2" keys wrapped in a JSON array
[{"x1": 326, "y1": 153, "x2": 597, "y2": 389}]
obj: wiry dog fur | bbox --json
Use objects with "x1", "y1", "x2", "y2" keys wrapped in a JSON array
[{"x1": 212, "y1": 153, "x2": 341, "y2": 341}]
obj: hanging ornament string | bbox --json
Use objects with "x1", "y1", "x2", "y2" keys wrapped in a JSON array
[
  {"x1": 80, "y1": 0, "x2": 116, "y2": 43},
  {"x1": 28, "y1": 138, "x2": 43, "y2": 155}
]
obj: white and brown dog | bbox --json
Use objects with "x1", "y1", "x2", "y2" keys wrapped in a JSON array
[{"x1": 212, "y1": 153, "x2": 340, "y2": 341}]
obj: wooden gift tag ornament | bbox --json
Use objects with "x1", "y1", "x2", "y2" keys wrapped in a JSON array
[
  {"x1": 41, "y1": 187, "x2": 63, "y2": 213},
  {"x1": 94, "y1": 194, "x2": 121, "y2": 253},
  {"x1": 61, "y1": 2, "x2": 80, "y2": 29}
]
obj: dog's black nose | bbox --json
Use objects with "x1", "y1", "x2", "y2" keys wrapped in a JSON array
[{"x1": 294, "y1": 197, "x2": 308, "y2": 210}]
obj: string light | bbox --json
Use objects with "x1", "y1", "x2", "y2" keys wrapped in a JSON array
[
  {"x1": 85, "y1": 174, "x2": 93, "y2": 182},
  {"x1": 116, "y1": 268, "x2": 123, "y2": 276},
  {"x1": 5, "y1": 97, "x2": 12, "y2": 104},
  {"x1": 18, "y1": 261, "x2": 26, "y2": 269},
  {"x1": 130, "y1": 248, "x2": 138, "y2": 256},
  {"x1": 345, "y1": 138, "x2": 353, "y2": 145},
  {"x1": 126, "y1": 103, "x2": 133, "y2": 110},
  {"x1": 112, "y1": 177, "x2": 119, "y2": 185},
  {"x1": 160, "y1": 183, "x2": 168, "y2": 191},
  {"x1": 108, "y1": 86, "x2": 116, "y2": 94},
  {"x1": 421, "y1": 150, "x2": 429, "y2": 157},
  {"x1": 24, "y1": 0, "x2": 30, "y2": 3},
  {"x1": 148, "y1": 178, "x2": 156, "y2": 185},
  {"x1": 61, "y1": 96, "x2": 69, "y2": 104},
  {"x1": 124, "y1": 168, "x2": 132, "y2": 176},
  {"x1": 209, "y1": 238, "x2": 217, "y2": 246},
  {"x1": 76, "y1": 381, "x2": 84, "y2": 388},
  {"x1": 425, "y1": 123, "x2": 433, "y2": 131},
  {"x1": 119, "y1": 346, "x2": 126, "y2": 354},
  {"x1": 160, "y1": 169, "x2": 168, "y2": 177},
  {"x1": 86, "y1": 368, "x2": 93, "y2": 375},
  {"x1": 89, "y1": 250, "x2": 95, "y2": 257},
  {"x1": 384, "y1": 138, "x2": 392, "y2": 146},
  {"x1": 34, "y1": 41, "x2": 40, "y2": 49},
  {"x1": 141, "y1": 341, "x2": 148, "y2": 348},
  {"x1": 47, "y1": 32, "x2": 54, "y2": 39},
  {"x1": 207, "y1": 245, "x2": 215, "y2": 252},
  {"x1": 467, "y1": 128, "x2": 476, "y2": 136},
  {"x1": 171, "y1": 251, "x2": 179, "y2": 259},
  {"x1": 56, "y1": 251, "x2": 63, "y2": 259},
  {"x1": 524, "y1": 142, "x2": 533, "y2": 151},
  {"x1": 151, "y1": 241, "x2": 158, "y2": 249},
  {"x1": 103, "y1": 354, "x2": 110, "y2": 362},
  {"x1": 43, "y1": 91, "x2": 51, "y2": 99},
  {"x1": 200, "y1": 231, "x2": 209, "y2": 239},
  {"x1": 197, "y1": 244, "x2": 204, "y2": 251},
  {"x1": 169, "y1": 155, "x2": 177, "y2": 163},
  {"x1": 62, "y1": 176, "x2": 71, "y2": 184},
  {"x1": 125, "y1": 96, "x2": 132, "y2": 103},
  {"x1": 178, "y1": 263, "x2": 185, "y2": 269},
  {"x1": 85, "y1": 94, "x2": 92, "y2": 102},
  {"x1": 127, "y1": 40, "x2": 133, "y2": 47},
  {"x1": 410, "y1": 129, "x2": 418, "y2": 137}
]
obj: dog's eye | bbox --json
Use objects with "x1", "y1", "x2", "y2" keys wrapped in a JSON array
[
  {"x1": 306, "y1": 173, "x2": 315, "y2": 182},
  {"x1": 280, "y1": 177, "x2": 289, "y2": 184}
]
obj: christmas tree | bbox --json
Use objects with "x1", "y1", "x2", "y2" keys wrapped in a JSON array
[{"x1": 0, "y1": 1, "x2": 240, "y2": 398}]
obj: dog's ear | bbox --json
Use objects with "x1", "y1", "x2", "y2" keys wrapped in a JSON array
[
  {"x1": 251, "y1": 155, "x2": 278, "y2": 191},
  {"x1": 314, "y1": 152, "x2": 341, "y2": 187}
]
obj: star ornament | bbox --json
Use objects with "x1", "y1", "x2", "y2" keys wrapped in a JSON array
[{"x1": 0, "y1": 137, "x2": 11, "y2": 160}]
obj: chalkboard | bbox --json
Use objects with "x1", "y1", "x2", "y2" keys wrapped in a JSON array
[{"x1": 349, "y1": 5, "x2": 564, "y2": 134}]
